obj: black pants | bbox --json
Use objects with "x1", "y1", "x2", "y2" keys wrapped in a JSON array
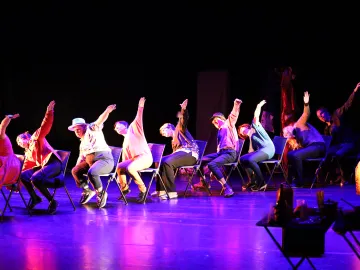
[
  {"x1": 71, "y1": 151, "x2": 113, "y2": 190},
  {"x1": 21, "y1": 155, "x2": 62, "y2": 201},
  {"x1": 287, "y1": 142, "x2": 326, "y2": 185},
  {"x1": 157, "y1": 151, "x2": 196, "y2": 192},
  {"x1": 200, "y1": 149, "x2": 237, "y2": 180},
  {"x1": 240, "y1": 150, "x2": 268, "y2": 186}
]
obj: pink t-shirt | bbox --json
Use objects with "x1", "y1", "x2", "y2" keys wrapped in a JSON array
[
  {"x1": 0, "y1": 135, "x2": 21, "y2": 188},
  {"x1": 122, "y1": 106, "x2": 152, "y2": 161}
]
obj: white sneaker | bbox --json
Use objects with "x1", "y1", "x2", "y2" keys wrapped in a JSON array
[
  {"x1": 151, "y1": 190, "x2": 166, "y2": 197},
  {"x1": 160, "y1": 192, "x2": 178, "y2": 200}
]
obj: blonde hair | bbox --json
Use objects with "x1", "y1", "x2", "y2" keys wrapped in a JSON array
[{"x1": 159, "y1": 123, "x2": 175, "y2": 133}]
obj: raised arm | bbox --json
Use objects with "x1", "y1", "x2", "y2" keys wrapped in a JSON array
[
  {"x1": 177, "y1": 99, "x2": 189, "y2": 132},
  {"x1": 228, "y1": 98, "x2": 242, "y2": 127},
  {"x1": 253, "y1": 100, "x2": 266, "y2": 125},
  {"x1": 335, "y1": 82, "x2": 359, "y2": 117},
  {"x1": 38, "y1": 101, "x2": 56, "y2": 139},
  {"x1": 295, "y1": 91, "x2": 310, "y2": 127},
  {"x1": 0, "y1": 114, "x2": 20, "y2": 139},
  {"x1": 94, "y1": 104, "x2": 116, "y2": 127},
  {"x1": 132, "y1": 97, "x2": 146, "y2": 131}
]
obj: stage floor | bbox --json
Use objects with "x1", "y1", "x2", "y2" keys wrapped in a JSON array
[{"x1": 1, "y1": 173, "x2": 359, "y2": 270}]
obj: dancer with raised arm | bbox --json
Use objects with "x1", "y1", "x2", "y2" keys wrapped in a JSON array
[
  {"x1": 114, "y1": 97, "x2": 153, "y2": 203},
  {"x1": 238, "y1": 100, "x2": 275, "y2": 191},
  {"x1": 157, "y1": 99, "x2": 199, "y2": 199},
  {"x1": 316, "y1": 82, "x2": 360, "y2": 182},
  {"x1": 0, "y1": 114, "x2": 21, "y2": 188},
  {"x1": 193, "y1": 98, "x2": 242, "y2": 197},
  {"x1": 283, "y1": 91, "x2": 325, "y2": 187},
  {"x1": 69, "y1": 105, "x2": 115, "y2": 208},
  {"x1": 17, "y1": 101, "x2": 62, "y2": 213}
]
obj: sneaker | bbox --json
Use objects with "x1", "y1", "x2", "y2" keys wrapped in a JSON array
[
  {"x1": 118, "y1": 188, "x2": 131, "y2": 200},
  {"x1": 29, "y1": 195, "x2": 42, "y2": 210},
  {"x1": 151, "y1": 190, "x2": 166, "y2": 197},
  {"x1": 48, "y1": 200, "x2": 58, "y2": 214},
  {"x1": 97, "y1": 191, "x2": 108, "y2": 208},
  {"x1": 223, "y1": 186, "x2": 234, "y2": 198},
  {"x1": 81, "y1": 189, "x2": 96, "y2": 205},
  {"x1": 160, "y1": 192, "x2": 178, "y2": 200},
  {"x1": 137, "y1": 190, "x2": 147, "y2": 203}
]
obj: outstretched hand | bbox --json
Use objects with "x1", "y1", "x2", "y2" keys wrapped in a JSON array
[
  {"x1": 257, "y1": 100, "x2": 266, "y2": 107},
  {"x1": 106, "y1": 104, "x2": 117, "y2": 112},
  {"x1": 47, "y1": 100, "x2": 56, "y2": 112},
  {"x1": 139, "y1": 97, "x2": 146, "y2": 107},
  {"x1": 354, "y1": 82, "x2": 360, "y2": 93},
  {"x1": 180, "y1": 99, "x2": 188, "y2": 109},
  {"x1": 303, "y1": 91, "x2": 310, "y2": 103},
  {"x1": 7, "y1": 114, "x2": 20, "y2": 119}
]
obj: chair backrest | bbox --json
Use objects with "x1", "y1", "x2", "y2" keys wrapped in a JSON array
[
  {"x1": 236, "y1": 139, "x2": 245, "y2": 163},
  {"x1": 109, "y1": 146, "x2": 123, "y2": 173},
  {"x1": 54, "y1": 150, "x2": 71, "y2": 176},
  {"x1": 273, "y1": 136, "x2": 288, "y2": 160},
  {"x1": 194, "y1": 140, "x2": 207, "y2": 165},
  {"x1": 148, "y1": 143, "x2": 166, "y2": 168},
  {"x1": 322, "y1": 135, "x2": 332, "y2": 152}
]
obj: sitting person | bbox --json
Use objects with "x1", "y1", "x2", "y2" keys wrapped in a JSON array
[
  {"x1": 193, "y1": 98, "x2": 243, "y2": 197},
  {"x1": 69, "y1": 104, "x2": 116, "y2": 208},
  {"x1": 282, "y1": 124, "x2": 302, "y2": 175},
  {"x1": 316, "y1": 82, "x2": 359, "y2": 183},
  {"x1": 0, "y1": 114, "x2": 21, "y2": 189},
  {"x1": 156, "y1": 99, "x2": 199, "y2": 199},
  {"x1": 114, "y1": 97, "x2": 153, "y2": 203},
  {"x1": 238, "y1": 100, "x2": 275, "y2": 191},
  {"x1": 284, "y1": 91, "x2": 326, "y2": 187},
  {"x1": 17, "y1": 101, "x2": 62, "y2": 214}
]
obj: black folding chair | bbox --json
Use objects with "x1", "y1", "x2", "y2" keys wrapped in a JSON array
[
  {"x1": 221, "y1": 139, "x2": 246, "y2": 188},
  {"x1": 1, "y1": 155, "x2": 30, "y2": 221},
  {"x1": 126, "y1": 143, "x2": 169, "y2": 203},
  {"x1": 173, "y1": 140, "x2": 210, "y2": 197},
  {"x1": 98, "y1": 146, "x2": 125, "y2": 206},
  {"x1": 307, "y1": 135, "x2": 332, "y2": 189},
  {"x1": 259, "y1": 136, "x2": 288, "y2": 191},
  {"x1": 41, "y1": 150, "x2": 76, "y2": 213}
]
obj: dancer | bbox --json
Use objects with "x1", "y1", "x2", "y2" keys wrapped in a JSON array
[
  {"x1": 114, "y1": 97, "x2": 152, "y2": 203},
  {"x1": 280, "y1": 66, "x2": 296, "y2": 132},
  {"x1": 69, "y1": 105, "x2": 115, "y2": 208},
  {"x1": 0, "y1": 114, "x2": 21, "y2": 188},
  {"x1": 193, "y1": 98, "x2": 242, "y2": 197},
  {"x1": 283, "y1": 91, "x2": 325, "y2": 187},
  {"x1": 156, "y1": 99, "x2": 199, "y2": 199},
  {"x1": 17, "y1": 101, "x2": 62, "y2": 213},
  {"x1": 238, "y1": 100, "x2": 275, "y2": 191},
  {"x1": 316, "y1": 82, "x2": 360, "y2": 182}
]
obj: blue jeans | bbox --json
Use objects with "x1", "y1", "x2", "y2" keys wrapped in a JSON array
[
  {"x1": 21, "y1": 155, "x2": 62, "y2": 201},
  {"x1": 287, "y1": 142, "x2": 325, "y2": 185},
  {"x1": 240, "y1": 150, "x2": 269, "y2": 185},
  {"x1": 200, "y1": 149, "x2": 237, "y2": 180}
]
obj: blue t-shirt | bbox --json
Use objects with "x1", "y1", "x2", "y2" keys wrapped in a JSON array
[{"x1": 249, "y1": 122, "x2": 275, "y2": 159}]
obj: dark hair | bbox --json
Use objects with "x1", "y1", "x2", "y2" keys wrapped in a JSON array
[
  {"x1": 316, "y1": 107, "x2": 328, "y2": 113},
  {"x1": 237, "y1": 124, "x2": 251, "y2": 140},
  {"x1": 114, "y1": 121, "x2": 129, "y2": 129}
]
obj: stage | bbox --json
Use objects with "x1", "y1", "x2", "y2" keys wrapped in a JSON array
[{"x1": 1, "y1": 173, "x2": 359, "y2": 270}]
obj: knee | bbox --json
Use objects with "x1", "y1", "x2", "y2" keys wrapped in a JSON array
[
  {"x1": 208, "y1": 161, "x2": 218, "y2": 170},
  {"x1": 126, "y1": 165, "x2": 137, "y2": 176},
  {"x1": 71, "y1": 167, "x2": 79, "y2": 177},
  {"x1": 287, "y1": 151, "x2": 298, "y2": 162},
  {"x1": 240, "y1": 156, "x2": 250, "y2": 165},
  {"x1": 116, "y1": 165, "x2": 126, "y2": 174}
]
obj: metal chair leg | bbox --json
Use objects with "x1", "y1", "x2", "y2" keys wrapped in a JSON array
[
  {"x1": 116, "y1": 179, "x2": 128, "y2": 205},
  {"x1": 64, "y1": 185, "x2": 76, "y2": 210},
  {"x1": 18, "y1": 189, "x2": 31, "y2": 215},
  {"x1": 1, "y1": 189, "x2": 14, "y2": 221},
  {"x1": 1, "y1": 189, "x2": 13, "y2": 212},
  {"x1": 47, "y1": 189, "x2": 57, "y2": 212},
  {"x1": 264, "y1": 164, "x2": 277, "y2": 192}
]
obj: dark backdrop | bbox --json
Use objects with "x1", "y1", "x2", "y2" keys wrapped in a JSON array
[{"x1": 2, "y1": 5, "x2": 360, "y2": 166}]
